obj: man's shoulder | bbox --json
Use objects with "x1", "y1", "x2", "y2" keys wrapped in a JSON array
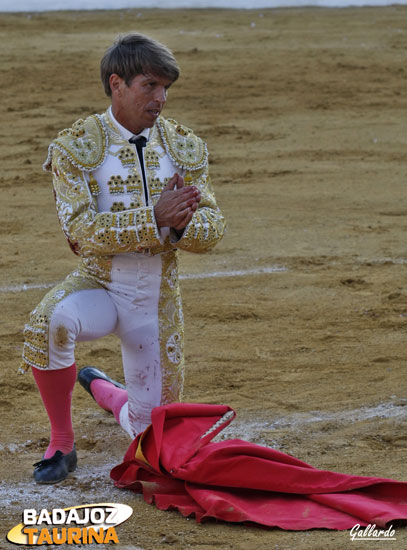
[
  {"x1": 156, "y1": 116, "x2": 208, "y2": 171},
  {"x1": 43, "y1": 113, "x2": 108, "y2": 172}
]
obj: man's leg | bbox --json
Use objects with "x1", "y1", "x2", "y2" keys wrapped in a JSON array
[
  {"x1": 119, "y1": 318, "x2": 163, "y2": 437},
  {"x1": 32, "y1": 288, "x2": 118, "y2": 481},
  {"x1": 89, "y1": 378, "x2": 128, "y2": 422},
  {"x1": 119, "y1": 312, "x2": 162, "y2": 434},
  {"x1": 112, "y1": 255, "x2": 163, "y2": 437},
  {"x1": 77, "y1": 366, "x2": 129, "y2": 429},
  {"x1": 77, "y1": 253, "x2": 184, "y2": 439},
  {"x1": 32, "y1": 364, "x2": 77, "y2": 458}
]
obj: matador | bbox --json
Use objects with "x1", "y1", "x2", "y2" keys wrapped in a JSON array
[{"x1": 21, "y1": 32, "x2": 225, "y2": 484}]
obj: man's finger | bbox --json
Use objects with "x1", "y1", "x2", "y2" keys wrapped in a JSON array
[
  {"x1": 164, "y1": 174, "x2": 178, "y2": 191},
  {"x1": 167, "y1": 189, "x2": 198, "y2": 209},
  {"x1": 174, "y1": 207, "x2": 195, "y2": 230},
  {"x1": 175, "y1": 213, "x2": 194, "y2": 231}
]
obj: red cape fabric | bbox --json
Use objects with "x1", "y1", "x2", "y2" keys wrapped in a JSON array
[{"x1": 110, "y1": 403, "x2": 407, "y2": 530}]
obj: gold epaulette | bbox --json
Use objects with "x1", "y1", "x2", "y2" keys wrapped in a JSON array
[
  {"x1": 43, "y1": 114, "x2": 108, "y2": 172},
  {"x1": 156, "y1": 116, "x2": 208, "y2": 171}
]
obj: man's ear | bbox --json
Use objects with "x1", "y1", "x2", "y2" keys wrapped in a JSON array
[{"x1": 109, "y1": 73, "x2": 123, "y2": 96}]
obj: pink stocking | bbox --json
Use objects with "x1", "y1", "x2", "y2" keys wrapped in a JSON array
[
  {"x1": 32, "y1": 364, "x2": 76, "y2": 458},
  {"x1": 90, "y1": 379, "x2": 128, "y2": 424}
]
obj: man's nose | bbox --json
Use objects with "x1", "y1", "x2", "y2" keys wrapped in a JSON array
[{"x1": 154, "y1": 86, "x2": 167, "y2": 104}]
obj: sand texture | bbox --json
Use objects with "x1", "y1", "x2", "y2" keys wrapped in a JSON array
[{"x1": 1, "y1": 6, "x2": 407, "y2": 549}]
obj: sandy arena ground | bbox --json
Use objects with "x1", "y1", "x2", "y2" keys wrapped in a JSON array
[{"x1": 1, "y1": 5, "x2": 407, "y2": 549}]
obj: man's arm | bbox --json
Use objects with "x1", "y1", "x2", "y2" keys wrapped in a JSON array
[{"x1": 168, "y1": 164, "x2": 226, "y2": 254}]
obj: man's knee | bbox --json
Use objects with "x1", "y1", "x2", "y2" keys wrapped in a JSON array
[{"x1": 49, "y1": 307, "x2": 80, "y2": 351}]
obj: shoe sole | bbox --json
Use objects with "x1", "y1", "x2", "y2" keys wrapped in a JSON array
[
  {"x1": 34, "y1": 462, "x2": 77, "y2": 484},
  {"x1": 34, "y1": 453, "x2": 77, "y2": 485}
]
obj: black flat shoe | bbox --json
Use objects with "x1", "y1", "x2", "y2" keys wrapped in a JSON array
[
  {"x1": 77, "y1": 366, "x2": 125, "y2": 401},
  {"x1": 33, "y1": 447, "x2": 77, "y2": 484}
]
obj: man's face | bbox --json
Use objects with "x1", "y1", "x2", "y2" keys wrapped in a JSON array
[{"x1": 110, "y1": 73, "x2": 174, "y2": 134}]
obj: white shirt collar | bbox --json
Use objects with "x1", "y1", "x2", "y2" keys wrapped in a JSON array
[{"x1": 108, "y1": 106, "x2": 150, "y2": 142}]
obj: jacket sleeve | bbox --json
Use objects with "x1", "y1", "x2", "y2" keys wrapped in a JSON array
[
  {"x1": 51, "y1": 148, "x2": 163, "y2": 257},
  {"x1": 172, "y1": 163, "x2": 226, "y2": 254}
]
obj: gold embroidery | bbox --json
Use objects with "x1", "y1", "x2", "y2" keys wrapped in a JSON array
[
  {"x1": 125, "y1": 173, "x2": 142, "y2": 193},
  {"x1": 107, "y1": 173, "x2": 144, "y2": 195},
  {"x1": 111, "y1": 201, "x2": 125, "y2": 212},
  {"x1": 175, "y1": 168, "x2": 226, "y2": 254},
  {"x1": 108, "y1": 175, "x2": 125, "y2": 194},
  {"x1": 20, "y1": 272, "x2": 102, "y2": 372},
  {"x1": 175, "y1": 124, "x2": 189, "y2": 136},
  {"x1": 159, "y1": 253, "x2": 184, "y2": 405},
  {"x1": 88, "y1": 174, "x2": 100, "y2": 196},
  {"x1": 145, "y1": 149, "x2": 160, "y2": 169},
  {"x1": 51, "y1": 148, "x2": 163, "y2": 259},
  {"x1": 117, "y1": 146, "x2": 137, "y2": 166},
  {"x1": 43, "y1": 114, "x2": 108, "y2": 172},
  {"x1": 156, "y1": 117, "x2": 208, "y2": 170},
  {"x1": 149, "y1": 177, "x2": 162, "y2": 191},
  {"x1": 166, "y1": 332, "x2": 182, "y2": 364},
  {"x1": 149, "y1": 177, "x2": 163, "y2": 205},
  {"x1": 184, "y1": 172, "x2": 193, "y2": 185}
]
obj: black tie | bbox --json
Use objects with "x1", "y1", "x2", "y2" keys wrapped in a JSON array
[{"x1": 129, "y1": 135, "x2": 148, "y2": 206}]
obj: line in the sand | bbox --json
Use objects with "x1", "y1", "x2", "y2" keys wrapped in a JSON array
[
  {"x1": 220, "y1": 400, "x2": 407, "y2": 442},
  {"x1": 0, "y1": 265, "x2": 287, "y2": 294}
]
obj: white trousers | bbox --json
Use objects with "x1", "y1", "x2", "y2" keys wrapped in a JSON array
[{"x1": 48, "y1": 254, "x2": 163, "y2": 437}]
